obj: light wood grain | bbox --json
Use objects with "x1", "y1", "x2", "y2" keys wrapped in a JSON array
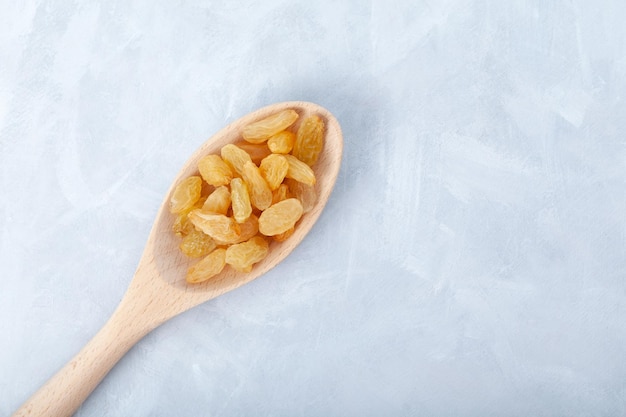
[{"x1": 12, "y1": 101, "x2": 343, "y2": 417}]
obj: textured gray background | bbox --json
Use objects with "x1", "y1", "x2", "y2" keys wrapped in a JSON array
[{"x1": 1, "y1": 0, "x2": 625, "y2": 416}]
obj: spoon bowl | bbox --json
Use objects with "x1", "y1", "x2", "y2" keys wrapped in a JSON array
[{"x1": 13, "y1": 101, "x2": 343, "y2": 417}]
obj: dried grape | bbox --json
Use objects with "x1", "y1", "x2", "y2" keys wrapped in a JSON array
[
  {"x1": 293, "y1": 115, "x2": 324, "y2": 166},
  {"x1": 202, "y1": 186, "x2": 231, "y2": 215},
  {"x1": 230, "y1": 178, "x2": 252, "y2": 223},
  {"x1": 267, "y1": 131, "x2": 295, "y2": 154},
  {"x1": 258, "y1": 198, "x2": 303, "y2": 236},
  {"x1": 198, "y1": 154, "x2": 233, "y2": 186},
  {"x1": 188, "y1": 210, "x2": 241, "y2": 244},
  {"x1": 241, "y1": 161, "x2": 272, "y2": 210},
  {"x1": 225, "y1": 236, "x2": 269, "y2": 272},
  {"x1": 173, "y1": 109, "x2": 326, "y2": 284},
  {"x1": 186, "y1": 248, "x2": 226, "y2": 284},
  {"x1": 221, "y1": 144, "x2": 252, "y2": 177},
  {"x1": 179, "y1": 229, "x2": 216, "y2": 258},
  {"x1": 242, "y1": 109, "x2": 298, "y2": 143},
  {"x1": 284, "y1": 154, "x2": 316, "y2": 186},
  {"x1": 170, "y1": 176, "x2": 202, "y2": 214},
  {"x1": 172, "y1": 211, "x2": 194, "y2": 237},
  {"x1": 259, "y1": 154, "x2": 289, "y2": 191}
]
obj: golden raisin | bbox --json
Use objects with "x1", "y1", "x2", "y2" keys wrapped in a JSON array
[
  {"x1": 258, "y1": 198, "x2": 304, "y2": 236},
  {"x1": 172, "y1": 211, "x2": 194, "y2": 237},
  {"x1": 188, "y1": 210, "x2": 241, "y2": 244},
  {"x1": 230, "y1": 178, "x2": 252, "y2": 223},
  {"x1": 202, "y1": 186, "x2": 231, "y2": 215},
  {"x1": 179, "y1": 229, "x2": 217, "y2": 258},
  {"x1": 287, "y1": 179, "x2": 317, "y2": 213},
  {"x1": 221, "y1": 144, "x2": 252, "y2": 177},
  {"x1": 225, "y1": 236, "x2": 269, "y2": 272},
  {"x1": 174, "y1": 110, "x2": 328, "y2": 283},
  {"x1": 186, "y1": 248, "x2": 226, "y2": 284},
  {"x1": 284, "y1": 154, "x2": 316, "y2": 186},
  {"x1": 241, "y1": 161, "x2": 272, "y2": 210},
  {"x1": 198, "y1": 155, "x2": 233, "y2": 187},
  {"x1": 293, "y1": 115, "x2": 325, "y2": 166},
  {"x1": 259, "y1": 154, "x2": 289, "y2": 191},
  {"x1": 267, "y1": 131, "x2": 295, "y2": 154},
  {"x1": 169, "y1": 176, "x2": 202, "y2": 214},
  {"x1": 242, "y1": 109, "x2": 299, "y2": 143}
]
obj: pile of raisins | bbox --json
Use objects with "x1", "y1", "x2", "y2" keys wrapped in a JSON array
[{"x1": 169, "y1": 110, "x2": 325, "y2": 284}]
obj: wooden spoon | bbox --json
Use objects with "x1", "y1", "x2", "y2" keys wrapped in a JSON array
[{"x1": 13, "y1": 101, "x2": 343, "y2": 417}]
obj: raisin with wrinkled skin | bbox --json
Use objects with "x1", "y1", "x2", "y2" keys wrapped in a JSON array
[
  {"x1": 259, "y1": 154, "x2": 289, "y2": 191},
  {"x1": 212, "y1": 214, "x2": 259, "y2": 246},
  {"x1": 170, "y1": 176, "x2": 202, "y2": 214},
  {"x1": 258, "y1": 198, "x2": 303, "y2": 236},
  {"x1": 225, "y1": 236, "x2": 269, "y2": 272},
  {"x1": 198, "y1": 155, "x2": 233, "y2": 187},
  {"x1": 221, "y1": 144, "x2": 252, "y2": 177},
  {"x1": 172, "y1": 211, "x2": 194, "y2": 237},
  {"x1": 242, "y1": 109, "x2": 299, "y2": 143},
  {"x1": 242, "y1": 161, "x2": 272, "y2": 210},
  {"x1": 230, "y1": 178, "x2": 252, "y2": 223},
  {"x1": 180, "y1": 229, "x2": 217, "y2": 258},
  {"x1": 202, "y1": 186, "x2": 231, "y2": 215},
  {"x1": 293, "y1": 115, "x2": 324, "y2": 166},
  {"x1": 188, "y1": 210, "x2": 241, "y2": 244},
  {"x1": 284, "y1": 154, "x2": 316, "y2": 186},
  {"x1": 186, "y1": 248, "x2": 226, "y2": 284},
  {"x1": 267, "y1": 131, "x2": 295, "y2": 154}
]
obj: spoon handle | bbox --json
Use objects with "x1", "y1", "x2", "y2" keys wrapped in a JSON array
[{"x1": 12, "y1": 296, "x2": 156, "y2": 417}]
